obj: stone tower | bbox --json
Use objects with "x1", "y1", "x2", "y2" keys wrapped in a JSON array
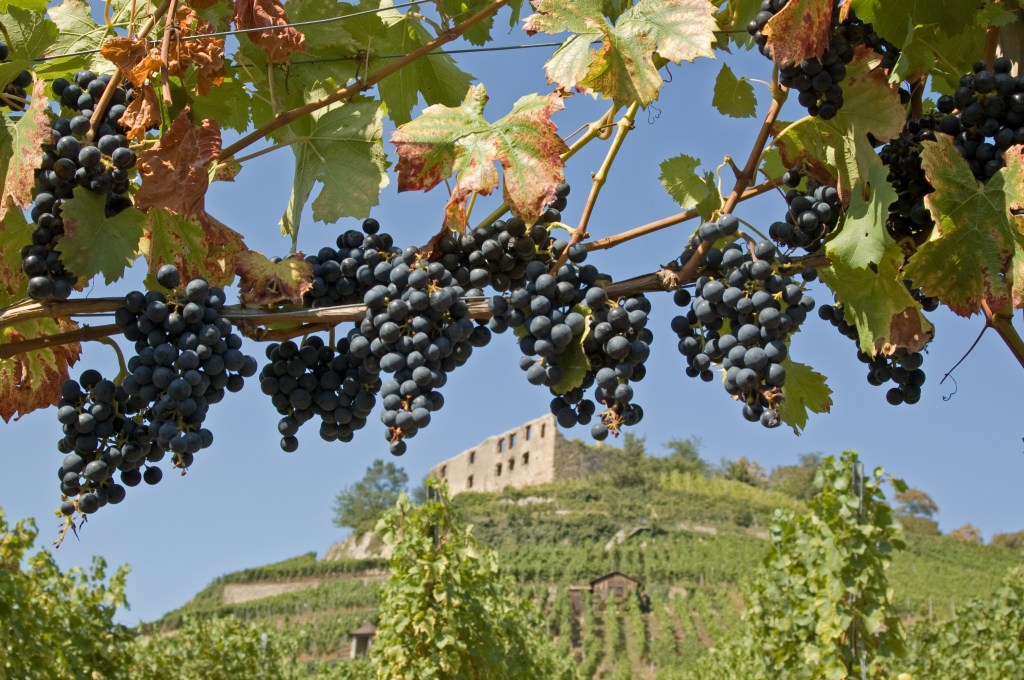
[{"x1": 427, "y1": 414, "x2": 610, "y2": 495}]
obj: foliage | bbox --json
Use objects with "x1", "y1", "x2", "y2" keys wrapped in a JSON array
[
  {"x1": 893, "y1": 487, "x2": 939, "y2": 518},
  {"x1": 0, "y1": 507, "x2": 132, "y2": 679},
  {"x1": 991, "y1": 531, "x2": 1024, "y2": 550},
  {"x1": 717, "y1": 456, "x2": 767, "y2": 487},
  {"x1": 371, "y1": 481, "x2": 578, "y2": 680},
  {"x1": 767, "y1": 453, "x2": 822, "y2": 500},
  {"x1": 948, "y1": 523, "x2": 985, "y2": 544},
  {"x1": 333, "y1": 460, "x2": 409, "y2": 533}
]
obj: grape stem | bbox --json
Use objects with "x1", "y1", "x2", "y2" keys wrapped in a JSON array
[
  {"x1": 981, "y1": 299, "x2": 1024, "y2": 371},
  {"x1": 550, "y1": 101, "x2": 640, "y2": 273},
  {"x1": 98, "y1": 336, "x2": 128, "y2": 382},
  {"x1": 0, "y1": 323, "x2": 120, "y2": 360},
  {"x1": 218, "y1": 0, "x2": 511, "y2": 162}
]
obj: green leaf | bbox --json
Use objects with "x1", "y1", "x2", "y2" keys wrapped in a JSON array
[
  {"x1": 848, "y1": 0, "x2": 994, "y2": 47},
  {"x1": 713, "y1": 0, "x2": 760, "y2": 51},
  {"x1": 904, "y1": 136, "x2": 1024, "y2": 317},
  {"x1": 777, "y1": 357, "x2": 832, "y2": 435},
  {"x1": 0, "y1": 0, "x2": 50, "y2": 11},
  {"x1": 58, "y1": 187, "x2": 145, "y2": 285},
  {"x1": 659, "y1": 153, "x2": 720, "y2": 220},
  {"x1": 48, "y1": 0, "x2": 119, "y2": 73},
  {"x1": 820, "y1": 157, "x2": 934, "y2": 355},
  {"x1": 524, "y1": 0, "x2": 717, "y2": 107},
  {"x1": 550, "y1": 304, "x2": 592, "y2": 394},
  {"x1": 0, "y1": 5, "x2": 58, "y2": 62},
  {"x1": 176, "y1": 76, "x2": 251, "y2": 134},
  {"x1": 391, "y1": 85, "x2": 569, "y2": 230},
  {"x1": 0, "y1": 201, "x2": 34, "y2": 296},
  {"x1": 711, "y1": 63, "x2": 756, "y2": 118},
  {"x1": 281, "y1": 93, "x2": 389, "y2": 239}
]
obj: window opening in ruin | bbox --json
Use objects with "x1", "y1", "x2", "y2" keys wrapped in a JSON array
[
  {"x1": 541, "y1": 423, "x2": 546, "y2": 437},
  {"x1": 469, "y1": 451, "x2": 476, "y2": 464},
  {"x1": 525, "y1": 425, "x2": 532, "y2": 440},
  {"x1": 467, "y1": 475, "x2": 474, "y2": 488},
  {"x1": 509, "y1": 433, "x2": 517, "y2": 448},
  {"x1": 523, "y1": 452, "x2": 529, "y2": 465},
  {"x1": 496, "y1": 463, "x2": 502, "y2": 476},
  {"x1": 441, "y1": 465, "x2": 447, "y2": 478},
  {"x1": 508, "y1": 458, "x2": 515, "y2": 471},
  {"x1": 498, "y1": 439, "x2": 504, "y2": 452}
]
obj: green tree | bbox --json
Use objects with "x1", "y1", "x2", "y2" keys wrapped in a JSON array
[
  {"x1": 893, "y1": 486, "x2": 941, "y2": 535},
  {"x1": 371, "y1": 482, "x2": 578, "y2": 680},
  {"x1": 991, "y1": 530, "x2": 1024, "y2": 550},
  {"x1": 658, "y1": 437, "x2": 710, "y2": 477},
  {"x1": 333, "y1": 460, "x2": 409, "y2": 534},
  {"x1": 768, "y1": 453, "x2": 822, "y2": 500},
  {"x1": 717, "y1": 456, "x2": 767, "y2": 487},
  {"x1": 948, "y1": 523, "x2": 984, "y2": 544},
  {"x1": 0, "y1": 507, "x2": 132, "y2": 679}
]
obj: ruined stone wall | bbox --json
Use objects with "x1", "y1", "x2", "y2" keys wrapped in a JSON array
[{"x1": 428, "y1": 414, "x2": 611, "y2": 495}]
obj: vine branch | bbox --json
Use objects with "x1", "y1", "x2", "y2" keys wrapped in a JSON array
[
  {"x1": 981, "y1": 299, "x2": 1024, "y2": 370},
  {"x1": 219, "y1": 0, "x2": 510, "y2": 161}
]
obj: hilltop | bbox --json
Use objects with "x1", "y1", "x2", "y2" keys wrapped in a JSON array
[{"x1": 154, "y1": 440, "x2": 1022, "y2": 677}]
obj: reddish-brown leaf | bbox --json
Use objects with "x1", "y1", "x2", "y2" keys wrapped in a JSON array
[
  {"x1": 100, "y1": 36, "x2": 162, "y2": 88},
  {"x1": 0, "y1": 317, "x2": 81, "y2": 422},
  {"x1": 136, "y1": 109, "x2": 221, "y2": 216},
  {"x1": 120, "y1": 82, "x2": 161, "y2": 141},
  {"x1": 168, "y1": 7, "x2": 226, "y2": 96},
  {"x1": 1, "y1": 79, "x2": 52, "y2": 215},
  {"x1": 233, "y1": 0, "x2": 306, "y2": 64},
  {"x1": 761, "y1": 0, "x2": 833, "y2": 66},
  {"x1": 199, "y1": 211, "x2": 248, "y2": 287},
  {"x1": 235, "y1": 250, "x2": 312, "y2": 307}
]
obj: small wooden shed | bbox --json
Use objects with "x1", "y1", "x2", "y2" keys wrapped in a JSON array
[
  {"x1": 348, "y1": 622, "x2": 377, "y2": 659},
  {"x1": 590, "y1": 571, "x2": 641, "y2": 600}
]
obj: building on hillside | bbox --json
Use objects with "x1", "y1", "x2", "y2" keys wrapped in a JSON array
[
  {"x1": 347, "y1": 622, "x2": 376, "y2": 659},
  {"x1": 427, "y1": 414, "x2": 612, "y2": 495},
  {"x1": 590, "y1": 571, "x2": 641, "y2": 600}
]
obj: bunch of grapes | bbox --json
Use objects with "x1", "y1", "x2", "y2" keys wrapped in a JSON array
[
  {"x1": 24, "y1": 71, "x2": 137, "y2": 300},
  {"x1": 936, "y1": 57, "x2": 1024, "y2": 180},
  {"x1": 818, "y1": 301, "x2": 927, "y2": 405},
  {"x1": 302, "y1": 219, "x2": 402, "y2": 308},
  {"x1": 672, "y1": 214, "x2": 814, "y2": 428},
  {"x1": 259, "y1": 335, "x2": 380, "y2": 451},
  {"x1": 879, "y1": 116, "x2": 942, "y2": 242},
  {"x1": 114, "y1": 265, "x2": 257, "y2": 469},
  {"x1": 55, "y1": 370, "x2": 157, "y2": 516},
  {"x1": 748, "y1": 3, "x2": 897, "y2": 120},
  {"x1": 768, "y1": 168, "x2": 842, "y2": 252},
  {"x1": 0, "y1": 40, "x2": 32, "y2": 110}
]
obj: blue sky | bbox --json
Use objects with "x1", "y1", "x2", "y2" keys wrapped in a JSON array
[{"x1": 2, "y1": 6, "x2": 1022, "y2": 624}]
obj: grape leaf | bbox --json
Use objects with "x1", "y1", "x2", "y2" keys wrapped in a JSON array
[
  {"x1": 0, "y1": 5, "x2": 58, "y2": 62},
  {"x1": 120, "y1": 82, "x2": 161, "y2": 141},
  {"x1": 0, "y1": 0, "x2": 50, "y2": 12},
  {"x1": 391, "y1": 85, "x2": 568, "y2": 231},
  {"x1": 0, "y1": 199, "x2": 34, "y2": 295},
  {"x1": 549, "y1": 305, "x2": 592, "y2": 394},
  {"x1": 166, "y1": 6, "x2": 226, "y2": 96},
  {"x1": 0, "y1": 317, "x2": 81, "y2": 422},
  {"x1": 281, "y1": 93, "x2": 388, "y2": 239},
  {"x1": 761, "y1": 0, "x2": 833, "y2": 66},
  {"x1": 848, "y1": 0, "x2": 992, "y2": 46},
  {"x1": 437, "y1": 0, "x2": 526, "y2": 46},
  {"x1": 100, "y1": 36, "x2": 162, "y2": 88},
  {"x1": 713, "y1": 0, "x2": 759, "y2": 51},
  {"x1": 175, "y1": 76, "x2": 250, "y2": 134},
  {"x1": 138, "y1": 207, "x2": 245, "y2": 289},
  {"x1": 775, "y1": 48, "x2": 903, "y2": 202},
  {"x1": 48, "y1": 0, "x2": 120, "y2": 73},
  {"x1": 711, "y1": 63, "x2": 756, "y2": 118},
  {"x1": 523, "y1": 0, "x2": 716, "y2": 107},
  {"x1": 777, "y1": 357, "x2": 832, "y2": 436},
  {"x1": 1004, "y1": 147, "x2": 1024, "y2": 309},
  {"x1": 903, "y1": 136, "x2": 1024, "y2": 317},
  {"x1": 659, "y1": 153, "x2": 719, "y2": 220},
  {"x1": 233, "y1": 0, "x2": 307, "y2": 63},
  {"x1": 820, "y1": 158, "x2": 934, "y2": 355},
  {"x1": 357, "y1": 8, "x2": 475, "y2": 126},
  {"x1": 136, "y1": 109, "x2": 221, "y2": 215},
  {"x1": 58, "y1": 187, "x2": 145, "y2": 285},
  {"x1": 235, "y1": 250, "x2": 313, "y2": 307}
]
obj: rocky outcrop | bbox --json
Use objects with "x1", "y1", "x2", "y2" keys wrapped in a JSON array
[{"x1": 324, "y1": 530, "x2": 393, "y2": 561}]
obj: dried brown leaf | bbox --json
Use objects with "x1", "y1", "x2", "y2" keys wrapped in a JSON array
[
  {"x1": 233, "y1": 0, "x2": 306, "y2": 64},
  {"x1": 168, "y1": 7, "x2": 226, "y2": 96},
  {"x1": 235, "y1": 250, "x2": 312, "y2": 307},
  {"x1": 100, "y1": 36, "x2": 162, "y2": 88},
  {"x1": 136, "y1": 109, "x2": 221, "y2": 216},
  {"x1": 120, "y1": 83, "x2": 161, "y2": 141},
  {"x1": 0, "y1": 317, "x2": 81, "y2": 422}
]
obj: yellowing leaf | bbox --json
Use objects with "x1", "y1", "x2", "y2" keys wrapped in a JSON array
[
  {"x1": 777, "y1": 357, "x2": 832, "y2": 435},
  {"x1": 761, "y1": 0, "x2": 833, "y2": 66},
  {"x1": 391, "y1": 85, "x2": 568, "y2": 231},
  {"x1": 0, "y1": 317, "x2": 80, "y2": 422},
  {"x1": 235, "y1": 250, "x2": 313, "y2": 307},
  {"x1": 524, "y1": 0, "x2": 716, "y2": 106},
  {"x1": 712, "y1": 62, "x2": 756, "y2": 118},
  {"x1": 904, "y1": 136, "x2": 1024, "y2": 317},
  {"x1": 58, "y1": 187, "x2": 145, "y2": 285},
  {"x1": 138, "y1": 207, "x2": 245, "y2": 289},
  {"x1": 659, "y1": 153, "x2": 719, "y2": 220}
]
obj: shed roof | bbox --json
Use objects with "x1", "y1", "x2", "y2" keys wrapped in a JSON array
[
  {"x1": 350, "y1": 622, "x2": 377, "y2": 636},
  {"x1": 589, "y1": 571, "x2": 640, "y2": 586}
]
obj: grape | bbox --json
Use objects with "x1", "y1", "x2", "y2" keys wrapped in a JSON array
[
  {"x1": 0, "y1": 40, "x2": 31, "y2": 112},
  {"x1": 768, "y1": 168, "x2": 842, "y2": 253}
]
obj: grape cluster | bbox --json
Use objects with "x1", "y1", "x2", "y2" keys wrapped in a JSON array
[
  {"x1": 302, "y1": 219, "x2": 401, "y2": 308},
  {"x1": 769, "y1": 169, "x2": 842, "y2": 252},
  {"x1": 259, "y1": 335, "x2": 380, "y2": 451},
  {"x1": 936, "y1": 57, "x2": 1024, "y2": 180},
  {"x1": 55, "y1": 370, "x2": 157, "y2": 516},
  {"x1": 672, "y1": 214, "x2": 815, "y2": 428},
  {"x1": 0, "y1": 40, "x2": 32, "y2": 110},
  {"x1": 113, "y1": 265, "x2": 257, "y2": 471},
  {"x1": 879, "y1": 116, "x2": 941, "y2": 242},
  {"x1": 817, "y1": 301, "x2": 927, "y2": 405},
  {"x1": 749, "y1": 3, "x2": 898, "y2": 120},
  {"x1": 23, "y1": 71, "x2": 137, "y2": 301}
]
